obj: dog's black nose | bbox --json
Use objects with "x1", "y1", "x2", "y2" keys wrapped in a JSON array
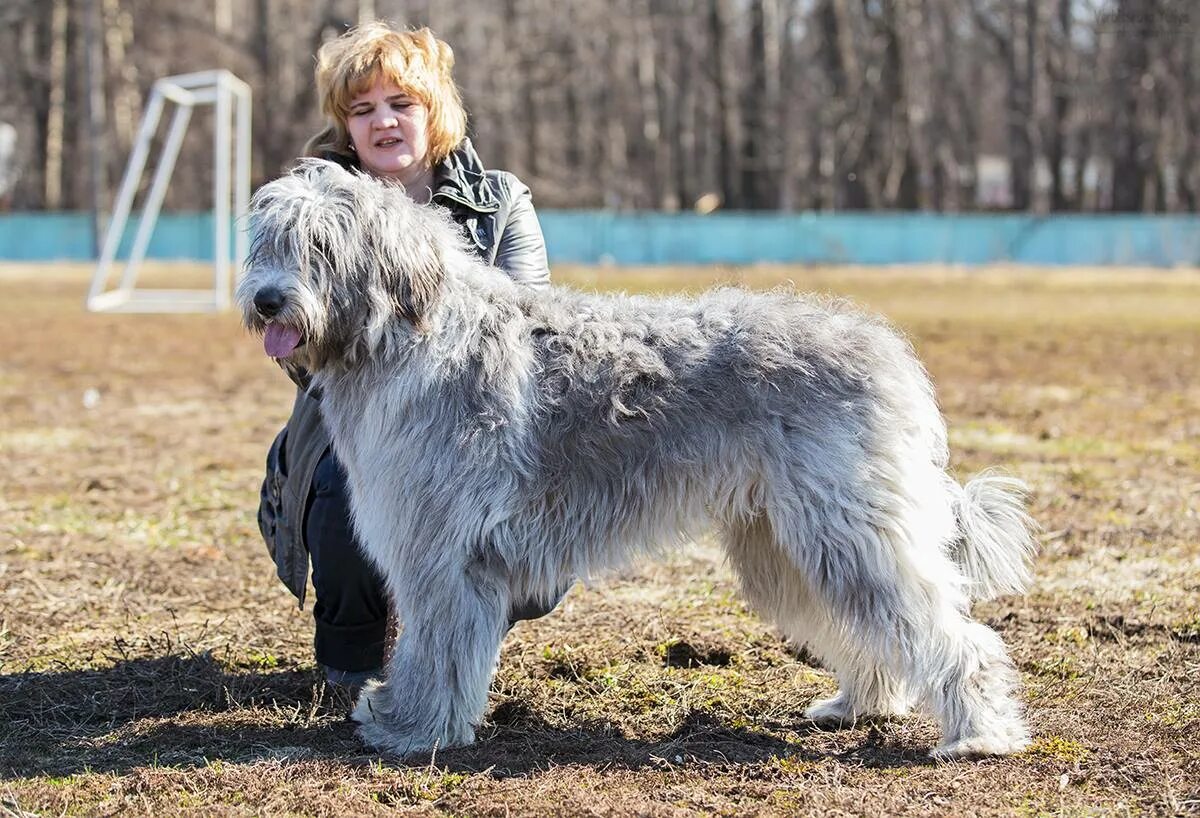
[{"x1": 254, "y1": 286, "x2": 285, "y2": 318}]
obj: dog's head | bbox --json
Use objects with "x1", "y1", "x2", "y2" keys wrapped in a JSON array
[{"x1": 236, "y1": 159, "x2": 445, "y2": 372}]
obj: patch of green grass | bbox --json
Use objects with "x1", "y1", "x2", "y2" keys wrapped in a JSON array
[
  {"x1": 1143, "y1": 701, "x2": 1199, "y2": 727},
  {"x1": 1028, "y1": 655, "x2": 1082, "y2": 681},
  {"x1": 768, "y1": 755, "x2": 818, "y2": 776},
  {"x1": 1062, "y1": 465, "x2": 1104, "y2": 492},
  {"x1": 618, "y1": 675, "x2": 678, "y2": 715},
  {"x1": 240, "y1": 649, "x2": 279, "y2": 670},
  {"x1": 42, "y1": 774, "x2": 82, "y2": 788},
  {"x1": 581, "y1": 661, "x2": 629, "y2": 690},
  {"x1": 697, "y1": 669, "x2": 744, "y2": 690},
  {"x1": 1026, "y1": 736, "x2": 1089, "y2": 763},
  {"x1": 1171, "y1": 613, "x2": 1200, "y2": 642},
  {"x1": 369, "y1": 770, "x2": 470, "y2": 805},
  {"x1": 1044, "y1": 626, "x2": 1089, "y2": 646},
  {"x1": 540, "y1": 643, "x2": 589, "y2": 679}
]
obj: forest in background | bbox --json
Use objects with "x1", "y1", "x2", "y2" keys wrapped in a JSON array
[{"x1": 0, "y1": 0, "x2": 1196, "y2": 213}]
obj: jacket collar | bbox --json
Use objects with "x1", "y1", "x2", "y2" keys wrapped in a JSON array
[{"x1": 431, "y1": 138, "x2": 500, "y2": 214}]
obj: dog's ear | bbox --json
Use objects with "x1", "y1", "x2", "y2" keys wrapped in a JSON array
[
  {"x1": 389, "y1": 246, "x2": 444, "y2": 332},
  {"x1": 355, "y1": 175, "x2": 447, "y2": 331}
]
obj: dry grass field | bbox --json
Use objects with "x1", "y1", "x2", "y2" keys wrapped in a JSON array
[{"x1": 1, "y1": 262, "x2": 1197, "y2": 816}]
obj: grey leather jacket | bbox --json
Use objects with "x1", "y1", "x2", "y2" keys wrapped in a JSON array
[{"x1": 258, "y1": 139, "x2": 549, "y2": 604}]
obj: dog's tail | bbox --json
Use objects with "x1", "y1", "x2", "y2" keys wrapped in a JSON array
[{"x1": 946, "y1": 472, "x2": 1039, "y2": 601}]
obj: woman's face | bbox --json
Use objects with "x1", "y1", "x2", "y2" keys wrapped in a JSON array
[{"x1": 346, "y1": 77, "x2": 432, "y2": 187}]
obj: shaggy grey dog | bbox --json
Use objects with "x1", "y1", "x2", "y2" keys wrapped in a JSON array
[{"x1": 237, "y1": 159, "x2": 1038, "y2": 759}]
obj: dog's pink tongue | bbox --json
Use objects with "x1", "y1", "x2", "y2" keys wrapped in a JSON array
[{"x1": 263, "y1": 324, "x2": 301, "y2": 358}]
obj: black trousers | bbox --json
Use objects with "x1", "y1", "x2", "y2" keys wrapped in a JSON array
[{"x1": 305, "y1": 451, "x2": 567, "y2": 672}]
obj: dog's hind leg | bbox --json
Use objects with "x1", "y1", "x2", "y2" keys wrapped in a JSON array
[
  {"x1": 921, "y1": 618, "x2": 1030, "y2": 758},
  {"x1": 763, "y1": 476, "x2": 1030, "y2": 757},
  {"x1": 723, "y1": 514, "x2": 911, "y2": 725},
  {"x1": 803, "y1": 660, "x2": 912, "y2": 726},
  {"x1": 352, "y1": 551, "x2": 510, "y2": 757}
]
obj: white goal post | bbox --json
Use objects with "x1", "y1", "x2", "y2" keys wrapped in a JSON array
[{"x1": 87, "y1": 70, "x2": 251, "y2": 313}]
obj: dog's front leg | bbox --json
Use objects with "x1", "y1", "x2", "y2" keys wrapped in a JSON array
[{"x1": 351, "y1": 554, "x2": 509, "y2": 757}]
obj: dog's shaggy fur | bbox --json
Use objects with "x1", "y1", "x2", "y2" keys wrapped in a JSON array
[{"x1": 238, "y1": 160, "x2": 1038, "y2": 759}]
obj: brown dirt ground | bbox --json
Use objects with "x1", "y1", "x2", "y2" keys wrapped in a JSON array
[{"x1": 1, "y1": 262, "x2": 1197, "y2": 817}]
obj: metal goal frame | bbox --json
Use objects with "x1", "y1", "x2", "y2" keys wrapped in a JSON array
[{"x1": 87, "y1": 70, "x2": 251, "y2": 313}]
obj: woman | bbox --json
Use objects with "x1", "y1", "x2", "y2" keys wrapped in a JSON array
[{"x1": 257, "y1": 22, "x2": 563, "y2": 695}]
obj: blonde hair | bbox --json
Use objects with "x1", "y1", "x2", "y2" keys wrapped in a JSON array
[{"x1": 304, "y1": 23, "x2": 467, "y2": 166}]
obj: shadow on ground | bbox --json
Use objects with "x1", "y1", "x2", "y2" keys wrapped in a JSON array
[
  {"x1": 0, "y1": 654, "x2": 928, "y2": 778},
  {"x1": 444, "y1": 701, "x2": 929, "y2": 777},
  {"x1": 0, "y1": 653, "x2": 349, "y2": 776}
]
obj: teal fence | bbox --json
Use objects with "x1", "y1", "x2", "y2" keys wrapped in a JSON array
[{"x1": 1, "y1": 211, "x2": 1197, "y2": 266}]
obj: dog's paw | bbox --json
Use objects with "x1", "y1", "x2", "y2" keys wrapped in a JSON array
[
  {"x1": 354, "y1": 721, "x2": 432, "y2": 757},
  {"x1": 351, "y1": 680, "x2": 476, "y2": 757},
  {"x1": 930, "y1": 729, "x2": 1031, "y2": 760},
  {"x1": 350, "y1": 679, "x2": 385, "y2": 727},
  {"x1": 804, "y1": 693, "x2": 857, "y2": 727}
]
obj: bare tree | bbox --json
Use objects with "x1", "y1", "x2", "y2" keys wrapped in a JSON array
[
  {"x1": 971, "y1": 0, "x2": 1035, "y2": 210},
  {"x1": 1175, "y1": 28, "x2": 1198, "y2": 209},
  {"x1": 0, "y1": 0, "x2": 1193, "y2": 214},
  {"x1": 1109, "y1": 0, "x2": 1153, "y2": 211},
  {"x1": 1044, "y1": 0, "x2": 1073, "y2": 210},
  {"x1": 44, "y1": 0, "x2": 69, "y2": 210},
  {"x1": 709, "y1": 0, "x2": 740, "y2": 209},
  {"x1": 80, "y1": 0, "x2": 109, "y2": 251}
]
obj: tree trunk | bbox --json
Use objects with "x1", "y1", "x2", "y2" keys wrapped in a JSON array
[
  {"x1": 815, "y1": 0, "x2": 871, "y2": 209},
  {"x1": 739, "y1": 0, "x2": 767, "y2": 209},
  {"x1": 1177, "y1": 35, "x2": 1198, "y2": 210},
  {"x1": 44, "y1": 0, "x2": 68, "y2": 210},
  {"x1": 1110, "y1": 0, "x2": 1151, "y2": 212},
  {"x1": 777, "y1": 0, "x2": 802, "y2": 210},
  {"x1": 81, "y1": 0, "x2": 108, "y2": 252},
  {"x1": 672, "y1": 10, "x2": 696, "y2": 210},
  {"x1": 1023, "y1": 0, "x2": 1042, "y2": 211},
  {"x1": 1006, "y1": 1, "x2": 1032, "y2": 210},
  {"x1": 1045, "y1": 0, "x2": 1071, "y2": 210},
  {"x1": 708, "y1": 0, "x2": 739, "y2": 209},
  {"x1": 650, "y1": 6, "x2": 678, "y2": 210},
  {"x1": 930, "y1": 0, "x2": 976, "y2": 211},
  {"x1": 103, "y1": 0, "x2": 140, "y2": 158},
  {"x1": 879, "y1": 0, "x2": 917, "y2": 209},
  {"x1": 254, "y1": 0, "x2": 284, "y2": 178},
  {"x1": 636, "y1": 0, "x2": 663, "y2": 208}
]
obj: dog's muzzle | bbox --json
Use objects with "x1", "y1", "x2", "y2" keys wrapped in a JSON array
[{"x1": 253, "y1": 285, "x2": 304, "y2": 358}]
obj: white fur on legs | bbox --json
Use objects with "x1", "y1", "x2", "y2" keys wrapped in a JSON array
[
  {"x1": 805, "y1": 609, "x2": 1029, "y2": 758},
  {"x1": 757, "y1": 472, "x2": 1030, "y2": 758},
  {"x1": 351, "y1": 571, "x2": 509, "y2": 756},
  {"x1": 724, "y1": 514, "x2": 915, "y2": 728},
  {"x1": 813, "y1": 589, "x2": 1029, "y2": 758},
  {"x1": 804, "y1": 665, "x2": 912, "y2": 726},
  {"x1": 927, "y1": 621, "x2": 1031, "y2": 759}
]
